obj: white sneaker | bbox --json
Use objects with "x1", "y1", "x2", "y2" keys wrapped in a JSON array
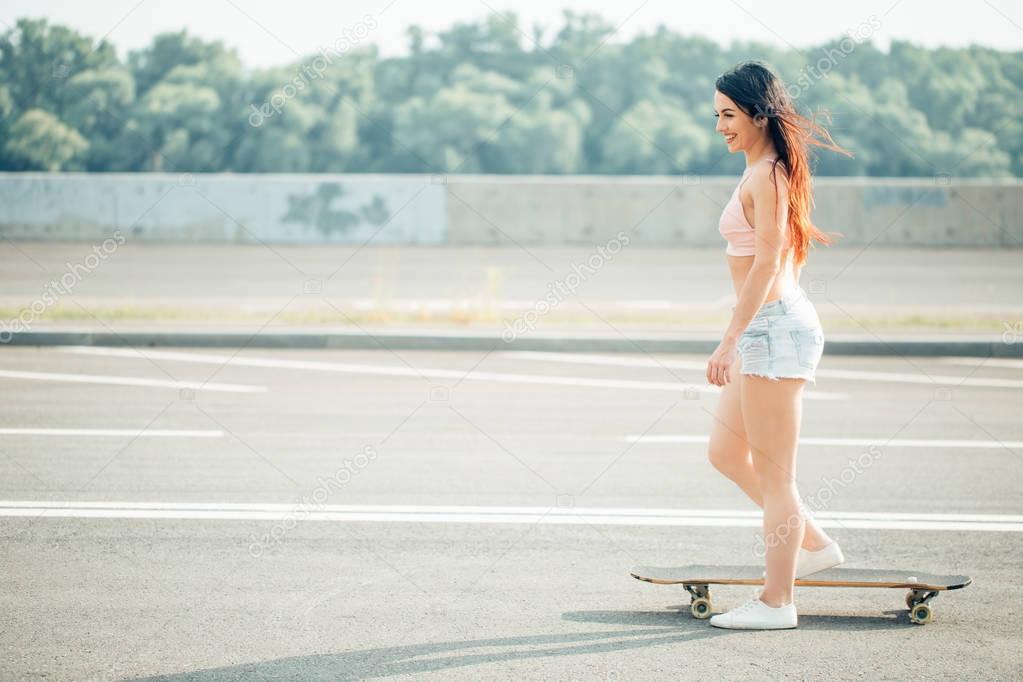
[
  {"x1": 709, "y1": 589, "x2": 797, "y2": 630},
  {"x1": 761, "y1": 541, "x2": 845, "y2": 579},
  {"x1": 796, "y1": 541, "x2": 845, "y2": 578}
]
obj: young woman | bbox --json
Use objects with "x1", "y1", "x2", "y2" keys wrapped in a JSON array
[{"x1": 704, "y1": 61, "x2": 853, "y2": 630}]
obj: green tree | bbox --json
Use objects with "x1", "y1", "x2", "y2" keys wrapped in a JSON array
[
  {"x1": 128, "y1": 30, "x2": 235, "y2": 95},
  {"x1": 131, "y1": 80, "x2": 223, "y2": 170},
  {"x1": 3, "y1": 108, "x2": 87, "y2": 170},
  {"x1": 57, "y1": 67, "x2": 135, "y2": 169},
  {"x1": 393, "y1": 79, "x2": 518, "y2": 172},
  {"x1": 1, "y1": 15, "x2": 1022, "y2": 176},
  {"x1": 0, "y1": 18, "x2": 117, "y2": 114},
  {"x1": 600, "y1": 99, "x2": 710, "y2": 174}
]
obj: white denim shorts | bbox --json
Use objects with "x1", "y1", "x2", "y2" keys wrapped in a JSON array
[{"x1": 735, "y1": 286, "x2": 824, "y2": 386}]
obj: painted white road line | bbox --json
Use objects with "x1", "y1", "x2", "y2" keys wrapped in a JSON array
[
  {"x1": 0, "y1": 369, "x2": 265, "y2": 393},
  {"x1": 797, "y1": 367, "x2": 1023, "y2": 389},
  {"x1": 4, "y1": 501, "x2": 1022, "y2": 522},
  {"x1": 626, "y1": 434, "x2": 1023, "y2": 449},
  {"x1": 2, "y1": 501, "x2": 1021, "y2": 531},
  {"x1": 499, "y1": 351, "x2": 1023, "y2": 389},
  {"x1": 59, "y1": 346, "x2": 844, "y2": 399},
  {"x1": 0, "y1": 428, "x2": 223, "y2": 438},
  {"x1": 937, "y1": 357, "x2": 1023, "y2": 370}
]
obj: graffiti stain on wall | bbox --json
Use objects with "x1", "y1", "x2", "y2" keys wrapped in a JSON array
[{"x1": 282, "y1": 183, "x2": 392, "y2": 236}]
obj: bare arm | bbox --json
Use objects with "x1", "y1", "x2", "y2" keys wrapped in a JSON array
[
  {"x1": 723, "y1": 163, "x2": 790, "y2": 344},
  {"x1": 706, "y1": 162, "x2": 790, "y2": 386}
]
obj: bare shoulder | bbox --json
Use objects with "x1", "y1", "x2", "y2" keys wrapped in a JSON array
[
  {"x1": 748, "y1": 160, "x2": 790, "y2": 203},
  {"x1": 751, "y1": 159, "x2": 790, "y2": 186}
]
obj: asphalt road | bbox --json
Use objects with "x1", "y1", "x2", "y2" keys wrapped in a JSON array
[{"x1": 2, "y1": 346, "x2": 1022, "y2": 680}]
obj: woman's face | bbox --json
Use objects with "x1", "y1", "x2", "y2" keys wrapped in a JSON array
[{"x1": 713, "y1": 90, "x2": 760, "y2": 152}]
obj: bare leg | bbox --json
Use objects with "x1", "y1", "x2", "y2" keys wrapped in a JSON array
[
  {"x1": 740, "y1": 373, "x2": 810, "y2": 607},
  {"x1": 707, "y1": 361, "x2": 832, "y2": 551}
]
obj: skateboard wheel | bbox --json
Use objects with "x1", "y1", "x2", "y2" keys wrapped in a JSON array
[
  {"x1": 690, "y1": 598, "x2": 712, "y2": 619},
  {"x1": 909, "y1": 603, "x2": 932, "y2": 625},
  {"x1": 905, "y1": 592, "x2": 916, "y2": 608}
]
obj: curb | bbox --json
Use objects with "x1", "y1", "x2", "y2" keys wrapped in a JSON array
[{"x1": 2, "y1": 328, "x2": 1020, "y2": 357}]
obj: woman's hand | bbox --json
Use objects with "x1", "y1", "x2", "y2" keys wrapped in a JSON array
[{"x1": 706, "y1": 339, "x2": 739, "y2": 387}]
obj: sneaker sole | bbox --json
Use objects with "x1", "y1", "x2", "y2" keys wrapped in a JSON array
[{"x1": 710, "y1": 621, "x2": 798, "y2": 630}]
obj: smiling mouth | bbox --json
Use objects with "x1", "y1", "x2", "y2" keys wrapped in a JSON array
[{"x1": 725, "y1": 135, "x2": 737, "y2": 143}]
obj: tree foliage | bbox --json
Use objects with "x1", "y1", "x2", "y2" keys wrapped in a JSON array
[{"x1": 0, "y1": 15, "x2": 1020, "y2": 176}]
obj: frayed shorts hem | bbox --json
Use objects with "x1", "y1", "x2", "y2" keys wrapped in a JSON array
[{"x1": 741, "y1": 370, "x2": 817, "y2": 387}]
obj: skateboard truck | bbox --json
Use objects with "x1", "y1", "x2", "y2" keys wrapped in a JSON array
[
  {"x1": 682, "y1": 584, "x2": 712, "y2": 619},
  {"x1": 905, "y1": 589, "x2": 940, "y2": 625}
]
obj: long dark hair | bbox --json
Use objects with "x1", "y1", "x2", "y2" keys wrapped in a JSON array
[{"x1": 715, "y1": 60, "x2": 853, "y2": 266}]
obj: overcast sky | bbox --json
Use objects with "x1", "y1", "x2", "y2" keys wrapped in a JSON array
[{"x1": 2, "y1": 0, "x2": 1021, "y2": 68}]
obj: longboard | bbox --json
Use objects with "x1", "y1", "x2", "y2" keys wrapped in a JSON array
[{"x1": 630, "y1": 565, "x2": 972, "y2": 625}]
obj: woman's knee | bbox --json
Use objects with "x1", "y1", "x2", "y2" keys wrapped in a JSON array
[
  {"x1": 750, "y1": 463, "x2": 796, "y2": 493},
  {"x1": 707, "y1": 445, "x2": 750, "y2": 476}
]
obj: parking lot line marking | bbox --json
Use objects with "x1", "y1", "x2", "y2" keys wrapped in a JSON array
[
  {"x1": 625, "y1": 434, "x2": 1023, "y2": 448},
  {"x1": 0, "y1": 428, "x2": 223, "y2": 438},
  {"x1": 1, "y1": 501, "x2": 1021, "y2": 531},
  {"x1": 498, "y1": 351, "x2": 1023, "y2": 388},
  {"x1": 56, "y1": 347, "x2": 846, "y2": 399},
  {"x1": 0, "y1": 369, "x2": 265, "y2": 393}
]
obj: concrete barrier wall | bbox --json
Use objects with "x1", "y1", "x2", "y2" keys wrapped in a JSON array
[
  {"x1": 1, "y1": 173, "x2": 1020, "y2": 247},
  {"x1": 0, "y1": 174, "x2": 446, "y2": 245}
]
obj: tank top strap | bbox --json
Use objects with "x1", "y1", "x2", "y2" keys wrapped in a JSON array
[{"x1": 738, "y1": 156, "x2": 784, "y2": 190}]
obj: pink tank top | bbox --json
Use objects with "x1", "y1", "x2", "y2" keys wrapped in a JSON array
[{"x1": 718, "y1": 157, "x2": 786, "y2": 257}]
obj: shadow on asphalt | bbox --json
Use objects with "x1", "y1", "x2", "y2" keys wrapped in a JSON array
[
  {"x1": 565, "y1": 606, "x2": 921, "y2": 630},
  {"x1": 131, "y1": 607, "x2": 918, "y2": 680}
]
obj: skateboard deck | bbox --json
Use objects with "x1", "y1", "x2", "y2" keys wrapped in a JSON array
[{"x1": 631, "y1": 565, "x2": 972, "y2": 624}]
